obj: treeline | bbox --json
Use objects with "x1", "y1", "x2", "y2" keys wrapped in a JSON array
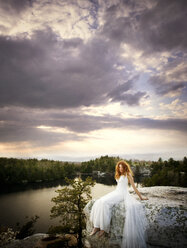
[
  {"x1": 0, "y1": 155, "x2": 138, "y2": 185},
  {"x1": 0, "y1": 156, "x2": 186, "y2": 187},
  {"x1": 0, "y1": 156, "x2": 121, "y2": 184},
  {"x1": 0, "y1": 157, "x2": 77, "y2": 184},
  {"x1": 80, "y1": 155, "x2": 121, "y2": 173},
  {"x1": 142, "y1": 157, "x2": 187, "y2": 187}
]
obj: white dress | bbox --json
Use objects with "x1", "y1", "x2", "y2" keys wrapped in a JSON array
[{"x1": 89, "y1": 174, "x2": 148, "y2": 248}]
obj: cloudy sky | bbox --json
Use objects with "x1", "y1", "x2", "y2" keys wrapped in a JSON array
[{"x1": 0, "y1": 0, "x2": 186, "y2": 162}]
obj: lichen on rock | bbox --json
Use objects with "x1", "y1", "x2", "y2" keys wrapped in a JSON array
[{"x1": 83, "y1": 186, "x2": 187, "y2": 248}]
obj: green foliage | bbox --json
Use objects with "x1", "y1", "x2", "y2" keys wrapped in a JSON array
[
  {"x1": 49, "y1": 176, "x2": 96, "y2": 247},
  {"x1": 0, "y1": 155, "x2": 125, "y2": 185},
  {"x1": 15, "y1": 215, "x2": 39, "y2": 239},
  {"x1": 0, "y1": 155, "x2": 186, "y2": 187},
  {"x1": 142, "y1": 156, "x2": 187, "y2": 187},
  {"x1": 0, "y1": 157, "x2": 77, "y2": 184},
  {"x1": 134, "y1": 165, "x2": 141, "y2": 186},
  {"x1": 80, "y1": 155, "x2": 122, "y2": 173}
]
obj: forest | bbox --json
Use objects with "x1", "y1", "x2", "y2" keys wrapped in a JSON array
[
  {"x1": 0, "y1": 156, "x2": 186, "y2": 187},
  {"x1": 142, "y1": 157, "x2": 187, "y2": 187}
]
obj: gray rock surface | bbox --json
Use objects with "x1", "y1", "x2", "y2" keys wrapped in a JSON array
[
  {"x1": 0, "y1": 233, "x2": 48, "y2": 248},
  {"x1": 0, "y1": 233, "x2": 78, "y2": 248},
  {"x1": 1, "y1": 187, "x2": 186, "y2": 248},
  {"x1": 83, "y1": 186, "x2": 187, "y2": 248}
]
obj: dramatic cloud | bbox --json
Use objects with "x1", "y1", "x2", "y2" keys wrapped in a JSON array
[
  {"x1": 0, "y1": 0, "x2": 35, "y2": 14},
  {"x1": 0, "y1": 107, "x2": 186, "y2": 148},
  {"x1": 100, "y1": 0, "x2": 187, "y2": 52},
  {"x1": 139, "y1": 0, "x2": 187, "y2": 52},
  {"x1": 0, "y1": 0, "x2": 186, "y2": 161},
  {"x1": 0, "y1": 27, "x2": 148, "y2": 109}
]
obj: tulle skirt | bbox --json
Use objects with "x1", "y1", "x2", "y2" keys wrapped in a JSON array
[
  {"x1": 89, "y1": 189, "x2": 148, "y2": 248},
  {"x1": 90, "y1": 190, "x2": 124, "y2": 233},
  {"x1": 121, "y1": 191, "x2": 148, "y2": 248}
]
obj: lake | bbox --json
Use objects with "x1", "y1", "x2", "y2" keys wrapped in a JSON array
[{"x1": 0, "y1": 175, "x2": 138, "y2": 233}]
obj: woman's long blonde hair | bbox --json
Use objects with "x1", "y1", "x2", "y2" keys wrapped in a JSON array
[{"x1": 115, "y1": 160, "x2": 134, "y2": 180}]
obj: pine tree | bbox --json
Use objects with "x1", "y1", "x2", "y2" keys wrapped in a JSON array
[{"x1": 50, "y1": 176, "x2": 96, "y2": 248}]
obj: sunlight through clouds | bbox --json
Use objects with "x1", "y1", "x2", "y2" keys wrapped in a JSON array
[{"x1": 0, "y1": 0, "x2": 186, "y2": 161}]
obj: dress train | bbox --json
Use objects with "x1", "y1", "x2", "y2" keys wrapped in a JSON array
[
  {"x1": 89, "y1": 175, "x2": 148, "y2": 248},
  {"x1": 121, "y1": 189, "x2": 148, "y2": 248}
]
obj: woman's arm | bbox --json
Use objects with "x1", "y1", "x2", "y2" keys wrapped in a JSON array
[{"x1": 127, "y1": 174, "x2": 148, "y2": 200}]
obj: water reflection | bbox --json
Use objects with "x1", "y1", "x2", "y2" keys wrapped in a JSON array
[
  {"x1": 0, "y1": 174, "x2": 117, "y2": 195},
  {"x1": 0, "y1": 178, "x2": 71, "y2": 195},
  {"x1": 81, "y1": 174, "x2": 116, "y2": 185},
  {"x1": 0, "y1": 174, "x2": 146, "y2": 232},
  {"x1": 0, "y1": 173, "x2": 145, "y2": 195},
  {"x1": 0, "y1": 175, "x2": 117, "y2": 232}
]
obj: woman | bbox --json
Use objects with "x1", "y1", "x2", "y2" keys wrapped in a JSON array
[{"x1": 89, "y1": 160, "x2": 149, "y2": 248}]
